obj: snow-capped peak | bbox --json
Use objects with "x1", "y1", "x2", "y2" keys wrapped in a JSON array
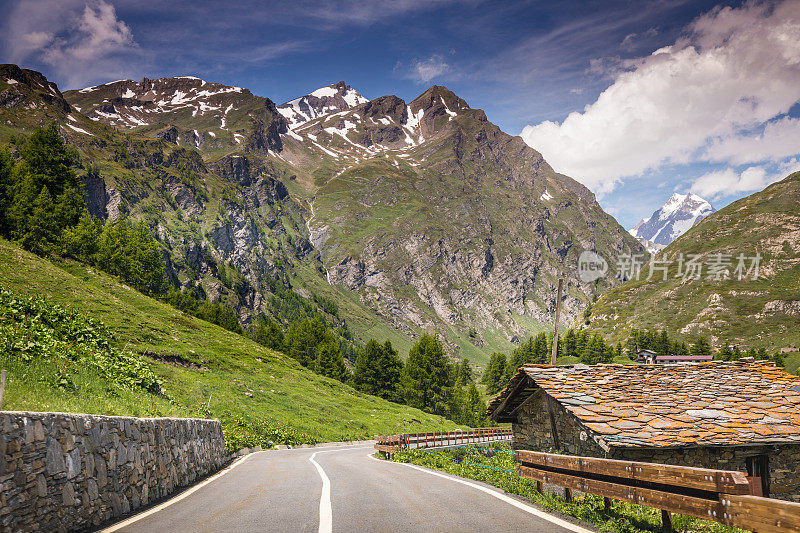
[
  {"x1": 630, "y1": 193, "x2": 715, "y2": 252},
  {"x1": 277, "y1": 81, "x2": 368, "y2": 130}
]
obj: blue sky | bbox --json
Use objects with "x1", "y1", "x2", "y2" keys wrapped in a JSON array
[{"x1": 2, "y1": 0, "x2": 799, "y2": 229}]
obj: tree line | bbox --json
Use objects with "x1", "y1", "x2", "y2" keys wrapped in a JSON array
[
  {"x1": 246, "y1": 317, "x2": 488, "y2": 427},
  {"x1": 481, "y1": 326, "x2": 785, "y2": 395},
  {"x1": 2, "y1": 126, "x2": 490, "y2": 427}
]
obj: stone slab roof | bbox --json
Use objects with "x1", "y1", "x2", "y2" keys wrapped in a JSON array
[{"x1": 488, "y1": 361, "x2": 800, "y2": 448}]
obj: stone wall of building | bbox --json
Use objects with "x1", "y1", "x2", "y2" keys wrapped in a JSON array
[
  {"x1": 0, "y1": 411, "x2": 227, "y2": 532},
  {"x1": 512, "y1": 390, "x2": 610, "y2": 457},
  {"x1": 511, "y1": 396, "x2": 800, "y2": 502}
]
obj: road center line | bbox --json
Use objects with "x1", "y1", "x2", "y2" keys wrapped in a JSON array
[
  {"x1": 309, "y1": 451, "x2": 333, "y2": 533},
  {"x1": 369, "y1": 453, "x2": 595, "y2": 533}
]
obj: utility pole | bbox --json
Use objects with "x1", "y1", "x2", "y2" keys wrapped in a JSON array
[
  {"x1": 0, "y1": 369, "x2": 6, "y2": 409},
  {"x1": 550, "y1": 279, "x2": 563, "y2": 365}
]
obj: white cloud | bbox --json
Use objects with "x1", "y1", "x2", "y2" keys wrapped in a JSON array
[
  {"x1": 3, "y1": 0, "x2": 140, "y2": 88},
  {"x1": 703, "y1": 116, "x2": 800, "y2": 165},
  {"x1": 398, "y1": 54, "x2": 451, "y2": 84},
  {"x1": 520, "y1": 1, "x2": 800, "y2": 195},
  {"x1": 689, "y1": 165, "x2": 783, "y2": 200}
]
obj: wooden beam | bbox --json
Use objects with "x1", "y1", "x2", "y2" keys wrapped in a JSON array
[
  {"x1": 547, "y1": 396, "x2": 561, "y2": 451},
  {"x1": 491, "y1": 374, "x2": 531, "y2": 422},
  {"x1": 719, "y1": 494, "x2": 800, "y2": 533},
  {"x1": 517, "y1": 465, "x2": 724, "y2": 522},
  {"x1": 515, "y1": 449, "x2": 752, "y2": 494}
]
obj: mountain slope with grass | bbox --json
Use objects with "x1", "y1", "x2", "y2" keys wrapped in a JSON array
[
  {"x1": 584, "y1": 171, "x2": 800, "y2": 355},
  {"x1": 0, "y1": 237, "x2": 458, "y2": 448},
  {"x1": 2, "y1": 64, "x2": 642, "y2": 365}
]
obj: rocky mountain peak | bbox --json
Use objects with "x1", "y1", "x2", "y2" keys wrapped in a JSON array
[
  {"x1": 65, "y1": 75, "x2": 252, "y2": 131},
  {"x1": 277, "y1": 81, "x2": 368, "y2": 130},
  {"x1": 630, "y1": 192, "x2": 715, "y2": 252},
  {"x1": 360, "y1": 95, "x2": 407, "y2": 123},
  {"x1": 0, "y1": 64, "x2": 70, "y2": 114}
]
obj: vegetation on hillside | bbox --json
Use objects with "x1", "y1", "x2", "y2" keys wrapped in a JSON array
[
  {"x1": 0, "y1": 236, "x2": 465, "y2": 450},
  {"x1": 584, "y1": 171, "x2": 800, "y2": 355}
]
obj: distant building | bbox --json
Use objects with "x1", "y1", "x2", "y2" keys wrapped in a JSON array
[
  {"x1": 635, "y1": 348, "x2": 658, "y2": 363},
  {"x1": 488, "y1": 361, "x2": 800, "y2": 501},
  {"x1": 633, "y1": 349, "x2": 713, "y2": 364},
  {"x1": 655, "y1": 354, "x2": 714, "y2": 363}
]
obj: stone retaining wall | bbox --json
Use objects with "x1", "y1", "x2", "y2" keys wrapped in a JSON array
[{"x1": 0, "y1": 411, "x2": 226, "y2": 532}]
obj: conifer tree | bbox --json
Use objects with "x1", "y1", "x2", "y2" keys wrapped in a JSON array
[
  {"x1": 315, "y1": 340, "x2": 349, "y2": 382},
  {"x1": 402, "y1": 334, "x2": 454, "y2": 415},
  {"x1": 481, "y1": 352, "x2": 507, "y2": 394}
]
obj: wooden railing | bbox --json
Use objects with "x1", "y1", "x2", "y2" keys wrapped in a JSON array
[
  {"x1": 515, "y1": 449, "x2": 800, "y2": 533},
  {"x1": 374, "y1": 427, "x2": 512, "y2": 455}
]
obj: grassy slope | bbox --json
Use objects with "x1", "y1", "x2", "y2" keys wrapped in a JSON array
[
  {"x1": 0, "y1": 238, "x2": 459, "y2": 443},
  {"x1": 585, "y1": 172, "x2": 800, "y2": 352}
]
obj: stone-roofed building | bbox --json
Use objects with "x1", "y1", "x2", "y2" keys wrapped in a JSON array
[{"x1": 487, "y1": 361, "x2": 800, "y2": 501}]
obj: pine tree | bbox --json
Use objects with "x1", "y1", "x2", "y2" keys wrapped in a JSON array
[
  {"x1": 464, "y1": 381, "x2": 487, "y2": 427},
  {"x1": 247, "y1": 315, "x2": 285, "y2": 352},
  {"x1": 315, "y1": 341, "x2": 349, "y2": 382},
  {"x1": 0, "y1": 149, "x2": 13, "y2": 235},
  {"x1": 719, "y1": 344, "x2": 733, "y2": 360},
  {"x1": 18, "y1": 125, "x2": 79, "y2": 197},
  {"x1": 284, "y1": 318, "x2": 336, "y2": 367},
  {"x1": 531, "y1": 332, "x2": 549, "y2": 364},
  {"x1": 457, "y1": 358, "x2": 473, "y2": 386},
  {"x1": 563, "y1": 329, "x2": 578, "y2": 358},
  {"x1": 581, "y1": 333, "x2": 612, "y2": 365},
  {"x1": 62, "y1": 213, "x2": 102, "y2": 262},
  {"x1": 19, "y1": 186, "x2": 58, "y2": 254},
  {"x1": 353, "y1": 340, "x2": 403, "y2": 400},
  {"x1": 402, "y1": 334, "x2": 454, "y2": 415},
  {"x1": 481, "y1": 352, "x2": 507, "y2": 394}
]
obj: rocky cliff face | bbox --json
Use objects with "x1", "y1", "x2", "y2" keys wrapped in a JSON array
[
  {"x1": 2, "y1": 64, "x2": 642, "y2": 360},
  {"x1": 273, "y1": 84, "x2": 642, "y2": 347}
]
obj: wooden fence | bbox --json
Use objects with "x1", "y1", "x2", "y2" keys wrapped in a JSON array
[
  {"x1": 515, "y1": 449, "x2": 800, "y2": 533},
  {"x1": 374, "y1": 427, "x2": 512, "y2": 455}
]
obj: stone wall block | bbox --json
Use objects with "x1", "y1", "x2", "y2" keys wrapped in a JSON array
[{"x1": 0, "y1": 412, "x2": 226, "y2": 531}]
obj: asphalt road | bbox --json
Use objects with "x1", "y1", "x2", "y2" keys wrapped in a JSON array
[{"x1": 103, "y1": 443, "x2": 594, "y2": 533}]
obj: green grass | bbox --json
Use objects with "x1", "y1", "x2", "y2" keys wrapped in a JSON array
[
  {"x1": 0, "y1": 238, "x2": 462, "y2": 450},
  {"x1": 390, "y1": 444, "x2": 745, "y2": 533},
  {"x1": 586, "y1": 172, "x2": 800, "y2": 353}
]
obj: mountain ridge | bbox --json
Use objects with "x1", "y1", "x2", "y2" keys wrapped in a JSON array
[
  {"x1": 630, "y1": 192, "x2": 714, "y2": 253},
  {"x1": 1, "y1": 63, "x2": 643, "y2": 362},
  {"x1": 587, "y1": 171, "x2": 800, "y2": 352}
]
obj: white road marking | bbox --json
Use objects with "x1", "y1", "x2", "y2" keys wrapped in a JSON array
[
  {"x1": 370, "y1": 453, "x2": 595, "y2": 533},
  {"x1": 100, "y1": 451, "x2": 264, "y2": 532},
  {"x1": 101, "y1": 443, "x2": 370, "y2": 531},
  {"x1": 309, "y1": 451, "x2": 333, "y2": 533}
]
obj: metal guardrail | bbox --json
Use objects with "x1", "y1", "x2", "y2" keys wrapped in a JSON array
[
  {"x1": 374, "y1": 427, "x2": 512, "y2": 455},
  {"x1": 515, "y1": 449, "x2": 800, "y2": 532}
]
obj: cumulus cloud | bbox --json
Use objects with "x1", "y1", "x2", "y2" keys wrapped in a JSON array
[
  {"x1": 689, "y1": 165, "x2": 783, "y2": 200},
  {"x1": 3, "y1": 0, "x2": 140, "y2": 88},
  {"x1": 397, "y1": 54, "x2": 451, "y2": 84},
  {"x1": 520, "y1": 1, "x2": 800, "y2": 195}
]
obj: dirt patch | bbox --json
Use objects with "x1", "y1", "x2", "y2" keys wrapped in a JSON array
[{"x1": 143, "y1": 351, "x2": 208, "y2": 370}]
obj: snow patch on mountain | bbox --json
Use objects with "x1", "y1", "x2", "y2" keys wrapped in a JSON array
[
  {"x1": 277, "y1": 81, "x2": 368, "y2": 130},
  {"x1": 630, "y1": 193, "x2": 715, "y2": 252}
]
